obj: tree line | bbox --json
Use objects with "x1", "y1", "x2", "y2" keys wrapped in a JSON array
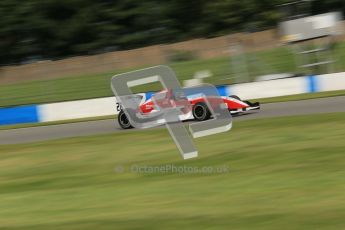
[{"x1": 1, "y1": 0, "x2": 344, "y2": 65}]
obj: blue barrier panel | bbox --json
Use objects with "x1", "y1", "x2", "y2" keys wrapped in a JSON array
[
  {"x1": 225, "y1": 85, "x2": 232, "y2": 96},
  {"x1": 0, "y1": 105, "x2": 39, "y2": 126},
  {"x1": 145, "y1": 86, "x2": 228, "y2": 100},
  {"x1": 216, "y1": 85, "x2": 227, "y2": 96},
  {"x1": 145, "y1": 91, "x2": 154, "y2": 100},
  {"x1": 307, "y1": 75, "x2": 318, "y2": 93}
]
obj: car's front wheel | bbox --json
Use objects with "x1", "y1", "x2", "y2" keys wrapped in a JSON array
[
  {"x1": 118, "y1": 110, "x2": 133, "y2": 129},
  {"x1": 192, "y1": 102, "x2": 211, "y2": 121}
]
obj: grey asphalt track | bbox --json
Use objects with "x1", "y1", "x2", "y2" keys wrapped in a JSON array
[{"x1": 1, "y1": 96, "x2": 345, "y2": 145}]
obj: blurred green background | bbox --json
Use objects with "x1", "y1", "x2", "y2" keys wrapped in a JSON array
[
  {"x1": 2, "y1": 42, "x2": 345, "y2": 108},
  {"x1": 2, "y1": 0, "x2": 344, "y2": 65}
]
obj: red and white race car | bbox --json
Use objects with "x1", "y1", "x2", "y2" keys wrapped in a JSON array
[{"x1": 118, "y1": 90, "x2": 260, "y2": 129}]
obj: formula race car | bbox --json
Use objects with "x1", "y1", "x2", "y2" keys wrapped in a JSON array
[{"x1": 117, "y1": 90, "x2": 260, "y2": 129}]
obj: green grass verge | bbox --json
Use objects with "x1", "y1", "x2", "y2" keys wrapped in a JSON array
[{"x1": 1, "y1": 113, "x2": 345, "y2": 229}]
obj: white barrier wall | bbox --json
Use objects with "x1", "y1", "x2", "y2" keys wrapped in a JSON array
[
  {"x1": 37, "y1": 72, "x2": 345, "y2": 123},
  {"x1": 38, "y1": 93, "x2": 147, "y2": 122},
  {"x1": 1, "y1": 72, "x2": 344, "y2": 125},
  {"x1": 229, "y1": 77, "x2": 308, "y2": 100},
  {"x1": 39, "y1": 97, "x2": 117, "y2": 122},
  {"x1": 316, "y1": 72, "x2": 345, "y2": 92}
]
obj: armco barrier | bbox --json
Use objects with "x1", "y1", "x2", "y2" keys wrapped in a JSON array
[{"x1": 1, "y1": 72, "x2": 344, "y2": 126}]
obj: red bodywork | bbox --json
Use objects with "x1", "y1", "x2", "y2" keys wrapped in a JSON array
[{"x1": 138, "y1": 89, "x2": 255, "y2": 114}]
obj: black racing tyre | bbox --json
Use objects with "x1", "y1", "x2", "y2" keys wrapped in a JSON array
[
  {"x1": 118, "y1": 110, "x2": 133, "y2": 129},
  {"x1": 192, "y1": 102, "x2": 211, "y2": 121},
  {"x1": 230, "y1": 95, "x2": 241, "y2": 100}
]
